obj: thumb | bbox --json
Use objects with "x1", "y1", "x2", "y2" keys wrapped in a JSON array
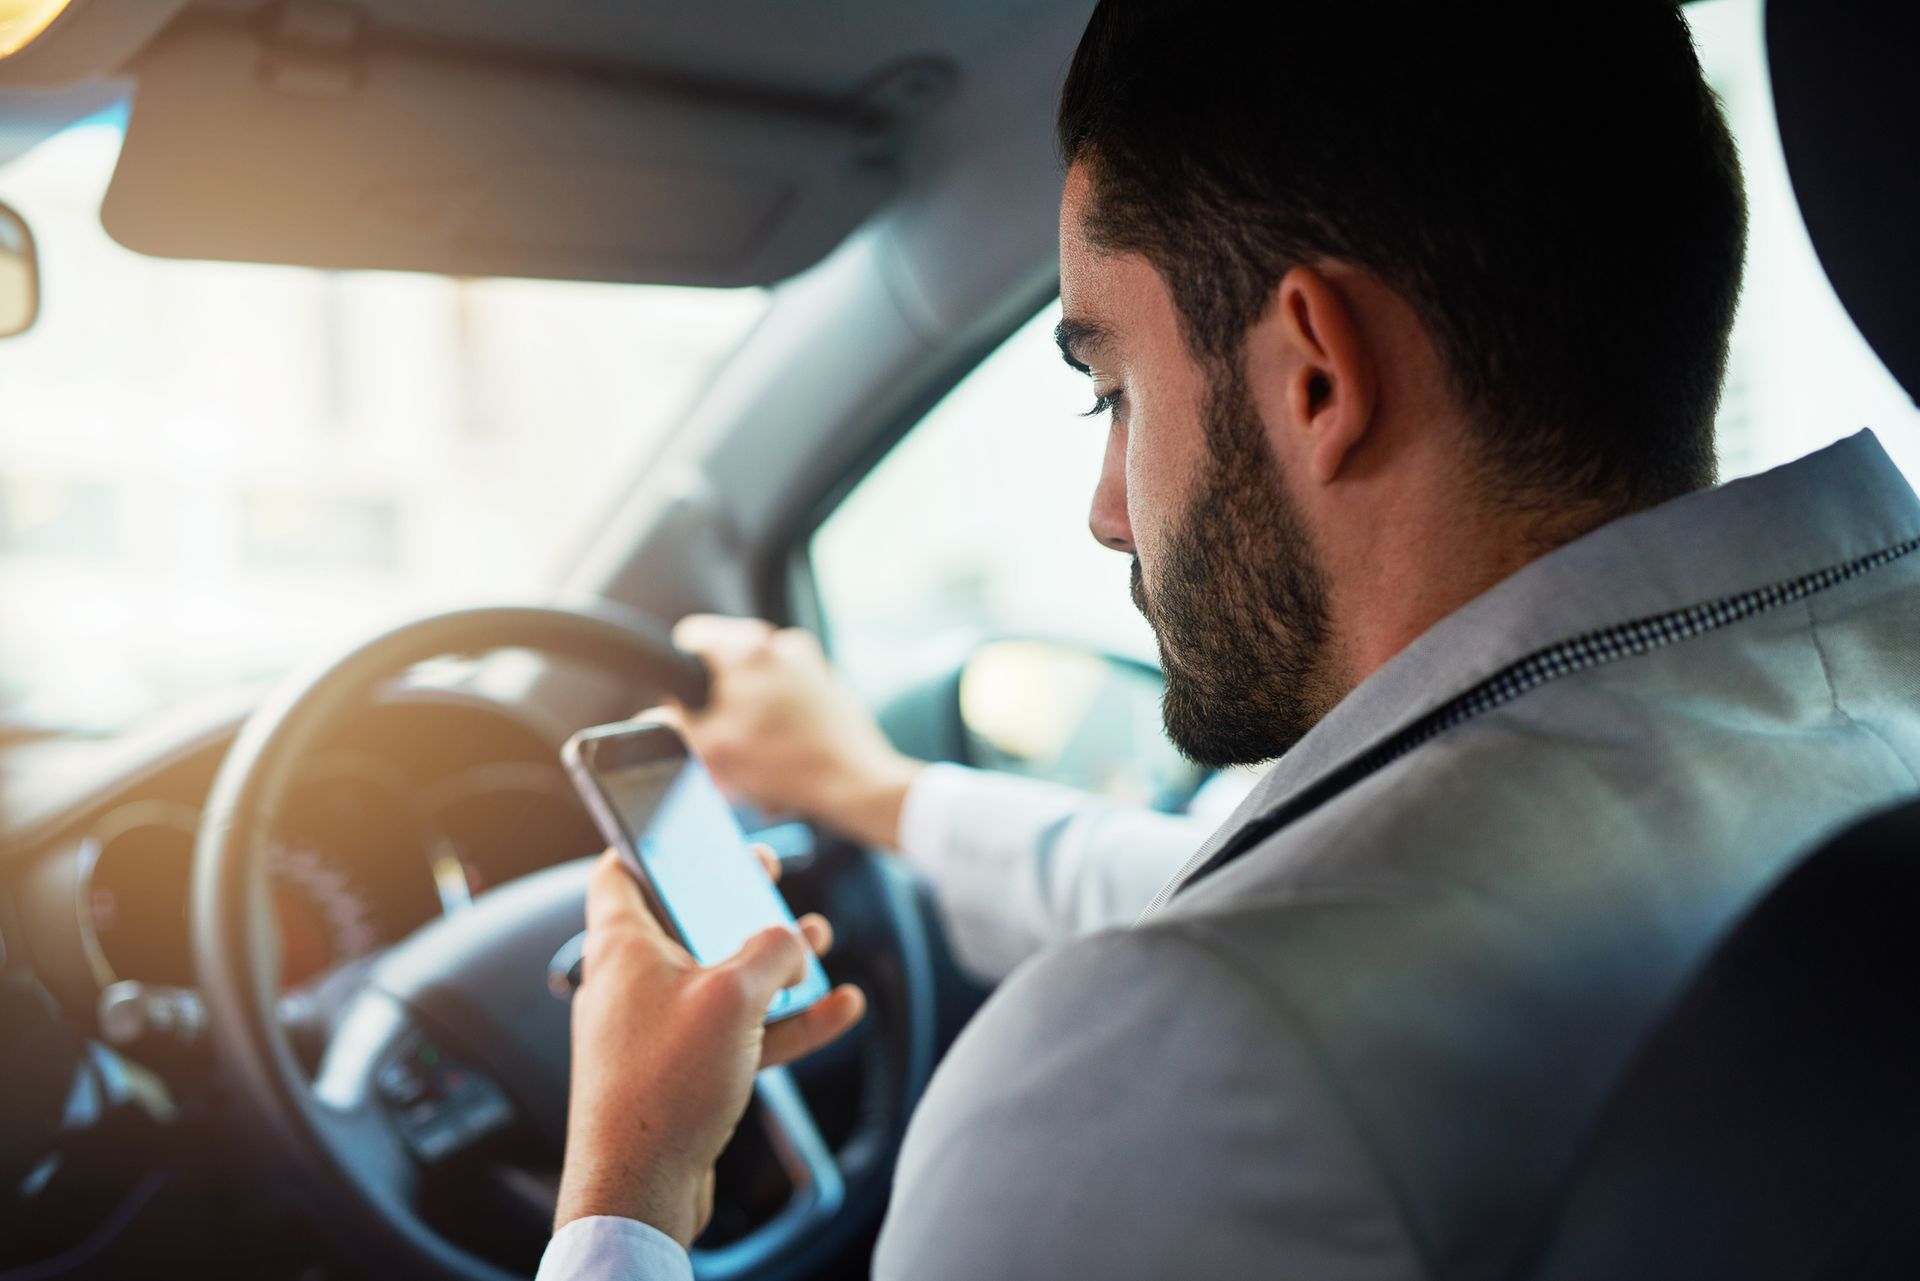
[
  {"x1": 586, "y1": 850, "x2": 670, "y2": 945},
  {"x1": 722, "y1": 925, "x2": 810, "y2": 1006}
]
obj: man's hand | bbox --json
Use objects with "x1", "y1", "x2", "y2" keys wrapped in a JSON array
[
  {"x1": 650, "y1": 615, "x2": 925, "y2": 850},
  {"x1": 554, "y1": 849, "x2": 866, "y2": 1247}
]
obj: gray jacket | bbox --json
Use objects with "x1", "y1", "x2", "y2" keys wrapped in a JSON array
[{"x1": 876, "y1": 431, "x2": 1920, "y2": 1281}]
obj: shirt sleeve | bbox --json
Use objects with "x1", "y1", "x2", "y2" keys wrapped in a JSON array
[
  {"x1": 535, "y1": 1216, "x2": 694, "y2": 1281},
  {"x1": 871, "y1": 925, "x2": 1424, "y2": 1281},
  {"x1": 894, "y1": 763, "x2": 1218, "y2": 982}
]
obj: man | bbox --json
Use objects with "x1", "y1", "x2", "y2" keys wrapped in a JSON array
[
  {"x1": 541, "y1": 2, "x2": 1920, "y2": 1277},
  {"x1": 653, "y1": 613, "x2": 1246, "y2": 982}
]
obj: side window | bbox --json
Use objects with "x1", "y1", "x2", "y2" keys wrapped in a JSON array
[
  {"x1": 812, "y1": 302, "x2": 1153, "y2": 695},
  {"x1": 808, "y1": 302, "x2": 1198, "y2": 805}
]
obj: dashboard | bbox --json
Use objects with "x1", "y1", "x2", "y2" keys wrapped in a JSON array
[
  {"x1": 6, "y1": 692, "x2": 607, "y2": 1020},
  {"x1": 0, "y1": 682, "x2": 619, "y2": 1274},
  {"x1": 83, "y1": 757, "x2": 472, "y2": 996}
]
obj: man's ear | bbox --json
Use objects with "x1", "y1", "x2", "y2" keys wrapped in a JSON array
[{"x1": 1269, "y1": 264, "x2": 1377, "y2": 485}]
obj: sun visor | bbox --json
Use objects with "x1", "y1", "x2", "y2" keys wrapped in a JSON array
[{"x1": 101, "y1": 18, "x2": 951, "y2": 287}]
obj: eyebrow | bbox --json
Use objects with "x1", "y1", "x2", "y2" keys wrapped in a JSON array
[{"x1": 1054, "y1": 317, "x2": 1108, "y2": 375}]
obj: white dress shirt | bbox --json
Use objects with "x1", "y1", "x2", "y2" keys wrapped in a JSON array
[{"x1": 896, "y1": 760, "x2": 1254, "y2": 981}]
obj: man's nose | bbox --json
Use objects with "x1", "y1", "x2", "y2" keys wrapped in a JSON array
[{"x1": 1088, "y1": 427, "x2": 1134, "y2": 554}]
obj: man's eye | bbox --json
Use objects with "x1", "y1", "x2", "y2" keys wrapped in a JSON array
[{"x1": 1082, "y1": 389, "x2": 1124, "y2": 420}]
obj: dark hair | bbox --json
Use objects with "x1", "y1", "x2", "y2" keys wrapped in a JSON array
[{"x1": 1058, "y1": 1, "x2": 1747, "y2": 515}]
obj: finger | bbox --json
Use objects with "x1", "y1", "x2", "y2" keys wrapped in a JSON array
[
  {"x1": 694, "y1": 1168, "x2": 716, "y2": 1239},
  {"x1": 669, "y1": 613, "x2": 726, "y2": 652},
  {"x1": 769, "y1": 626, "x2": 827, "y2": 661},
  {"x1": 637, "y1": 702, "x2": 687, "y2": 731},
  {"x1": 721, "y1": 925, "x2": 812, "y2": 1005},
  {"x1": 761, "y1": 984, "x2": 867, "y2": 1068},
  {"x1": 672, "y1": 614, "x2": 774, "y2": 661},
  {"x1": 796, "y1": 912, "x2": 833, "y2": 956},
  {"x1": 585, "y1": 850, "x2": 642, "y2": 926},
  {"x1": 584, "y1": 851, "x2": 670, "y2": 946},
  {"x1": 753, "y1": 843, "x2": 782, "y2": 884}
]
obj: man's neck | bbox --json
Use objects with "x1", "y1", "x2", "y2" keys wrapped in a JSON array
[{"x1": 1326, "y1": 473, "x2": 1616, "y2": 692}]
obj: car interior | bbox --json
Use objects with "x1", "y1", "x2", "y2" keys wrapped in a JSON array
[{"x1": 0, "y1": 1, "x2": 1914, "y2": 1279}]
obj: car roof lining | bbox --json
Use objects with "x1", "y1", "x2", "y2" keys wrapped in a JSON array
[
  {"x1": 211, "y1": 0, "x2": 1033, "y2": 102},
  {"x1": 0, "y1": 0, "x2": 1078, "y2": 288}
]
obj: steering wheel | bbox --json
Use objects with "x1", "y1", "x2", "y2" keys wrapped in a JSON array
[{"x1": 191, "y1": 605, "x2": 939, "y2": 1281}]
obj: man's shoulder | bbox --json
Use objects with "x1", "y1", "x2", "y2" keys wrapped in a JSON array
[{"x1": 877, "y1": 922, "x2": 1426, "y2": 1281}]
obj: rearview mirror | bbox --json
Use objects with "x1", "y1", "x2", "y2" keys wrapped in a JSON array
[
  {"x1": 958, "y1": 639, "x2": 1205, "y2": 811},
  {"x1": 0, "y1": 201, "x2": 38, "y2": 338}
]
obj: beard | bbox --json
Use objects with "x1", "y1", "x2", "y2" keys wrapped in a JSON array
[{"x1": 1132, "y1": 363, "x2": 1342, "y2": 769}]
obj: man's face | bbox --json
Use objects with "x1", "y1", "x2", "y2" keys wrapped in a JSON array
[{"x1": 1058, "y1": 165, "x2": 1340, "y2": 767}]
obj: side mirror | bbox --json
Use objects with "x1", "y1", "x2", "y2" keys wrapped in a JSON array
[
  {"x1": 0, "y1": 201, "x2": 37, "y2": 338},
  {"x1": 958, "y1": 639, "x2": 1205, "y2": 811}
]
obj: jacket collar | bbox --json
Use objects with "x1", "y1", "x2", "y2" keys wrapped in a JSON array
[{"x1": 1171, "y1": 429, "x2": 1920, "y2": 877}]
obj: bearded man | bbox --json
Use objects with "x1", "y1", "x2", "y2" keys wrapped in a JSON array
[{"x1": 537, "y1": 2, "x2": 1920, "y2": 1278}]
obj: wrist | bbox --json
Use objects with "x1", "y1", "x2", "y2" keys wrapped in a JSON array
[
  {"x1": 817, "y1": 752, "x2": 924, "y2": 850},
  {"x1": 553, "y1": 1152, "x2": 700, "y2": 1247}
]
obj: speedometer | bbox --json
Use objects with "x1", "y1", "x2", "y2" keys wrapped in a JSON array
[
  {"x1": 83, "y1": 814, "x2": 389, "y2": 993},
  {"x1": 268, "y1": 839, "x2": 383, "y2": 988},
  {"x1": 81, "y1": 803, "x2": 202, "y2": 989},
  {"x1": 81, "y1": 760, "x2": 457, "y2": 993}
]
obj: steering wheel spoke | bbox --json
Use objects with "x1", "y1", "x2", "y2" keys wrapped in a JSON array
[
  {"x1": 691, "y1": 1067, "x2": 844, "y2": 1280},
  {"x1": 315, "y1": 990, "x2": 521, "y2": 1190},
  {"x1": 310, "y1": 991, "x2": 427, "y2": 1206}
]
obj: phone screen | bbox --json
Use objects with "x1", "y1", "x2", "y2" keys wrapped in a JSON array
[{"x1": 570, "y1": 723, "x2": 830, "y2": 1022}]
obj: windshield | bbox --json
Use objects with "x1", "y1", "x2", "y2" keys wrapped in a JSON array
[{"x1": 0, "y1": 113, "x2": 768, "y2": 733}]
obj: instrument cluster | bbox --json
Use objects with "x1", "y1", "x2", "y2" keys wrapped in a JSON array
[{"x1": 80, "y1": 756, "x2": 455, "y2": 994}]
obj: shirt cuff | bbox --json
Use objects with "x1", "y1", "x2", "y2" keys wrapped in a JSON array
[
  {"x1": 895, "y1": 761, "x2": 977, "y2": 876},
  {"x1": 535, "y1": 1216, "x2": 693, "y2": 1281}
]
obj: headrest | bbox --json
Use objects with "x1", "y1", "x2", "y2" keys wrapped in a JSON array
[{"x1": 1767, "y1": 0, "x2": 1920, "y2": 404}]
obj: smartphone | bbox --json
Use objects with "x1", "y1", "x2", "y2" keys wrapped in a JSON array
[{"x1": 562, "y1": 718, "x2": 831, "y2": 1023}]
